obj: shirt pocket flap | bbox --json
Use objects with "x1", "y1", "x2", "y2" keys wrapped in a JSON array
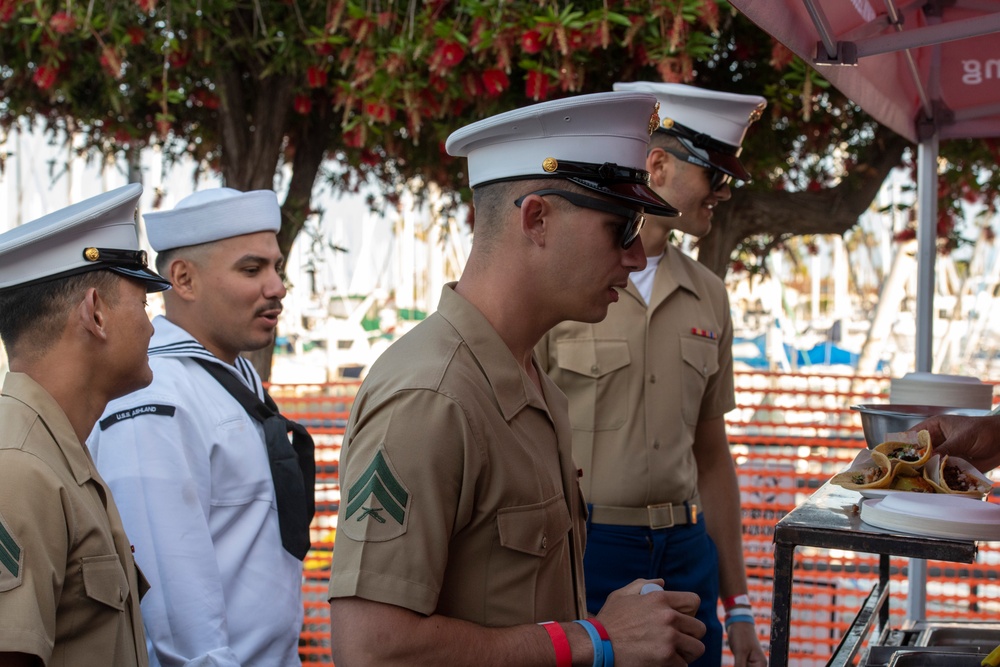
[
  {"x1": 680, "y1": 336, "x2": 719, "y2": 379},
  {"x1": 81, "y1": 554, "x2": 128, "y2": 611},
  {"x1": 554, "y1": 339, "x2": 630, "y2": 379},
  {"x1": 496, "y1": 495, "x2": 572, "y2": 557}
]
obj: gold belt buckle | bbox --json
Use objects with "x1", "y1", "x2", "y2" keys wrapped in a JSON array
[
  {"x1": 690, "y1": 503, "x2": 698, "y2": 525},
  {"x1": 647, "y1": 502, "x2": 675, "y2": 529}
]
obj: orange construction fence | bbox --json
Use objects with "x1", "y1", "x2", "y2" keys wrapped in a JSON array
[{"x1": 270, "y1": 370, "x2": 1000, "y2": 666}]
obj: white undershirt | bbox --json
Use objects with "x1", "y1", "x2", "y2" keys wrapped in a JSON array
[{"x1": 630, "y1": 251, "x2": 664, "y2": 304}]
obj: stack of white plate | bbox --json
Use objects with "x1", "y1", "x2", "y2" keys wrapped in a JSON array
[
  {"x1": 860, "y1": 493, "x2": 1000, "y2": 540},
  {"x1": 889, "y1": 372, "x2": 994, "y2": 410}
]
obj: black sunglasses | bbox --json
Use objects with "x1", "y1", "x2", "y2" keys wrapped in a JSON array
[
  {"x1": 662, "y1": 148, "x2": 732, "y2": 192},
  {"x1": 513, "y1": 189, "x2": 645, "y2": 250}
]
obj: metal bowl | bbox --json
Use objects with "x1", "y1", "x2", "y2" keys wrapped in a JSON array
[{"x1": 851, "y1": 404, "x2": 989, "y2": 449}]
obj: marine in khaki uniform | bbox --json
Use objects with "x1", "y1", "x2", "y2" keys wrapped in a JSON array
[
  {"x1": 538, "y1": 84, "x2": 769, "y2": 667},
  {"x1": 0, "y1": 184, "x2": 169, "y2": 666},
  {"x1": 329, "y1": 92, "x2": 707, "y2": 666}
]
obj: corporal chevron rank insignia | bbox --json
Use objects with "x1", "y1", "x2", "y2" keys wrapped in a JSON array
[
  {"x1": 342, "y1": 447, "x2": 410, "y2": 542},
  {"x1": 0, "y1": 512, "x2": 23, "y2": 592}
]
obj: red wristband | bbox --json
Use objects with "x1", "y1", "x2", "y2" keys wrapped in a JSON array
[
  {"x1": 586, "y1": 617, "x2": 611, "y2": 641},
  {"x1": 539, "y1": 621, "x2": 572, "y2": 667}
]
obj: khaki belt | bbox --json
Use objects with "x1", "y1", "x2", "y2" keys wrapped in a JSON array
[{"x1": 589, "y1": 502, "x2": 698, "y2": 529}]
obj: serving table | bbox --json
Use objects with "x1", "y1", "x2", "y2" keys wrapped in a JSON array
[{"x1": 768, "y1": 483, "x2": 978, "y2": 666}]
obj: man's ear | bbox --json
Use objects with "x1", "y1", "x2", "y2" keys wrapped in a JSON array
[
  {"x1": 518, "y1": 194, "x2": 550, "y2": 248},
  {"x1": 77, "y1": 287, "x2": 108, "y2": 341},
  {"x1": 167, "y1": 258, "x2": 198, "y2": 301},
  {"x1": 646, "y1": 147, "x2": 674, "y2": 188}
]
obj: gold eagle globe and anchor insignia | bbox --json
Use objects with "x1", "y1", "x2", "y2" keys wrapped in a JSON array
[
  {"x1": 648, "y1": 102, "x2": 661, "y2": 136},
  {"x1": 542, "y1": 157, "x2": 559, "y2": 173},
  {"x1": 84, "y1": 247, "x2": 101, "y2": 262}
]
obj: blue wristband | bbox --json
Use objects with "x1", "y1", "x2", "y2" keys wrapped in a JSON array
[
  {"x1": 574, "y1": 619, "x2": 604, "y2": 667},
  {"x1": 724, "y1": 613, "x2": 755, "y2": 630}
]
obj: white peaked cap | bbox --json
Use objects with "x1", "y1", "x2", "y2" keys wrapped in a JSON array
[
  {"x1": 0, "y1": 183, "x2": 169, "y2": 292},
  {"x1": 445, "y1": 91, "x2": 678, "y2": 217},
  {"x1": 614, "y1": 82, "x2": 766, "y2": 181},
  {"x1": 144, "y1": 187, "x2": 281, "y2": 252}
]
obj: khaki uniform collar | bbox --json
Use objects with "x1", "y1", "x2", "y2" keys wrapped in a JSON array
[
  {"x1": 436, "y1": 283, "x2": 547, "y2": 422},
  {"x1": 1, "y1": 372, "x2": 95, "y2": 485},
  {"x1": 624, "y1": 243, "x2": 703, "y2": 311}
]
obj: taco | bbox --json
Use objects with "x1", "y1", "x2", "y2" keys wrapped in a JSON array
[
  {"x1": 889, "y1": 474, "x2": 937, "y2": 493},
  {"x1": 875, "y1": 429, "x2": 933, "y2": 468},
  {"x1": 831, "y1": 450, "x2": 894, "y2": 490},
  {"x1": 924, "y1": 454, "x2": 993, "y2": 497}
]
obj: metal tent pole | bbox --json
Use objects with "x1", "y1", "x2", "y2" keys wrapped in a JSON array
[{"x1": 907, "y1": 133, "x2": 940, "y2": 622}]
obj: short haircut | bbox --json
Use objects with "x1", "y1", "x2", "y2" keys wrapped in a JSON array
[
  {"x1": 649, "y1": 131, "x2": 685, "y2": 152},
  {"x1": 0, "y1": 270, "x2": 121, "y2": 357},
  {"x1": 472, "y1": 178, "x2": 595, "y2": 250},
  {"x1": 154, "y1": 241, "x2": 214, "y2": 277}
]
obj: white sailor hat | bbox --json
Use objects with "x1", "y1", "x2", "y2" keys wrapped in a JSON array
[
  {"x1": 144, "y1": 187, "x2": 281, "y2": 252},
  {"x1": 613, "y1": 82, "x2": 766, "y2": 182},
  {"x1": 0, "y1": 183, "x2": 170, "y2": 293},
  {"x1": 445, "y1": 91, "x2": 678, "y2": 217}
]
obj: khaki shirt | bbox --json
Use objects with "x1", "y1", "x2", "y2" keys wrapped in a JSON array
[
  {"x1": 329, "y1": 284, "x2": 588, "y2": 625},
  {"x1": 537, "y1": 243, "x2": 735, "y2": 506},
  {"x1": 0, "y1": 373, "x2": 149, "y2": 666}
]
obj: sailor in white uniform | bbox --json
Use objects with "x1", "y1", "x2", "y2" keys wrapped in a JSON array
[{"x1": 88, "y1": 188, "x2": 312, "y2": 667}]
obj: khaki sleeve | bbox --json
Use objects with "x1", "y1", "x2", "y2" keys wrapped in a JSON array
[
  {"x1": 329, "y1": 388, "x2": 480, "y2": 616},
  {"x1": 0, "y1": 450, "x2": 68, "y2": 662}
]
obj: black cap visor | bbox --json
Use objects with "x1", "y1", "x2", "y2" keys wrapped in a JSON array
[
  {"x1": 109, "y1": 265, "x2": 171, "y2": 293},
  {"x1": 687, "y1": 142, "x2": 751, "y2": 183},
  {"x1": 568, "y1": 178, "x2": 679, "y2": 218},
  {"x1": 662, "y1": 121, "x2": 752, "y2": 182}
]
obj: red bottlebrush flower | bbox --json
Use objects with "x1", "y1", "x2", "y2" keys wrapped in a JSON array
[
  {"x1": 136, "y1": 0, "x2": 156, "y2": 12},
  {"x1": 461, "y1": 72, "x2": 482, "y2": 98},
  {"x1": 894, "y1": 228, "x2": 917, "y2": 243},
  {"x1": 314, "y1": 42, "x2": 334, "y2": 57},
  {"x1": 377, "y1": 11, "x2": 393, "y2": 28},
  {"x1": 567, "y1": 29, "x2": 585, "y2": 50},
  {"x1": 293, "y1": 94, "x2": 313, "y2": 115},
  {"x1": 770, "y1": 41, "x2": 795, "y2": 70},
  {"x1": 936, "y1": 212, "x2": 955, "y2": 237},
  {"x1": 699, "y1": 1, "x2": 720, "y2": 33},
  {"x1": 306, "y1": 65, "x2": 328, "y2": 88},
  {"x1": 32, "y1": 65, "x2": 57, "y2": 90},
  {"x1": 525, "y1": 70, "x2": 550, "y2": 101},
  {"x1": 343, "y1": 126, "x2": 365, "y2": 149},
  {"x1": 429, "y1": 39, "x2": 465, "y2": 74},
  {"x1": 359, "y1": 149, "x2": 380, "y2": 167},
  {"x1": 49, "y1": 11, "x2": 76, "y2": 34},
  {"x1": 0, "y1": 0, "x2": 16, "y2": 23},
  {"x1": 468, "y1": 17, "x2": 487, "y2": 50},
  {"x1": 806, "y1": 179, "x2": 822, "y2": 192},
  {"x1": 100, "y1": 46, "x2": 123, "y2": 79},
  {"x1": 364, "y1": 101, "x2": 393, "y2": 124},
  {"x1": 481, "y1": 69, "x2": 509, "y2": 97},
  {"x1": 168, "y1": 49, "x2": 190, "y2": 69},
  {"x1": 126, "y1": 26, "x2": 145, "y2": 45},
  {"x1": 521, "y1": 29, "x2": 543, "y2": 55},
  {"x1": 114, "y1": 128, "x2": 132, "y2": 145},
  {"x1": 731, "y1": 260, "x2": 746, "y2": 274},
  {"x1": 192, "y1": 89, "x2": 220, "y2": 110}
]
